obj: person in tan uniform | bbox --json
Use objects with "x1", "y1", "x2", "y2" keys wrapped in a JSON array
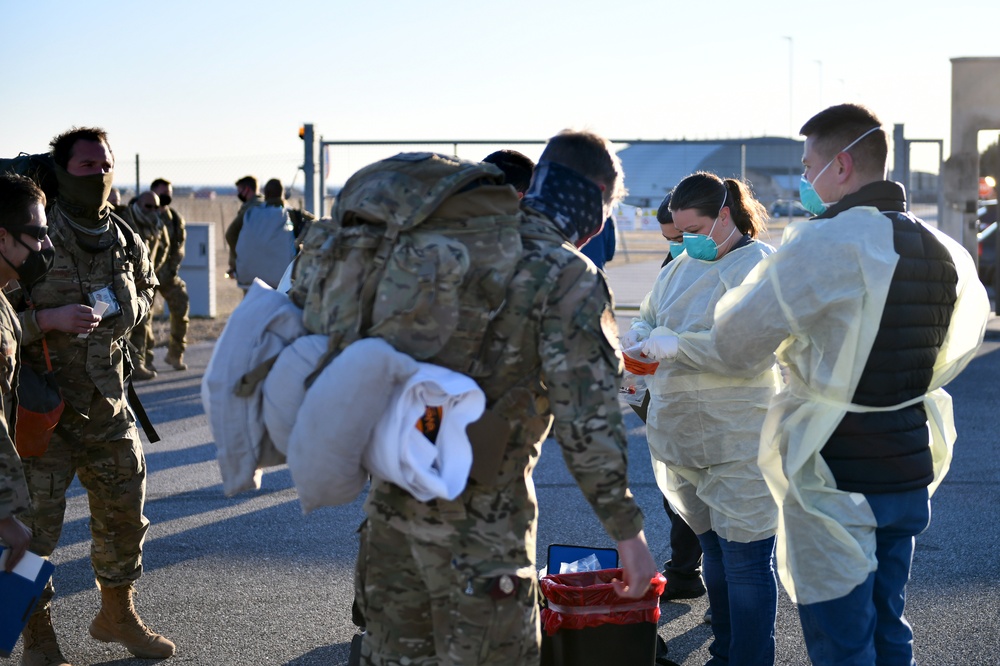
[
  {"x1": 224, "y1": 175, "x2": 263, "y2": 281},
  {"x1": 119, "y1": 191, "x2": 169, "y2": 380},
  {"x1": 0, "y1": 174, "x2": 53, "y2": 574},
  {"x1": 9, "y1": 127, "x2": 174, "y2": 665},
  {"x1": 150, "y1": 178, "x2": 189, "y2": 370}
]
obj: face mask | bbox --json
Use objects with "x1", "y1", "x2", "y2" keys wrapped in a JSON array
[
  {"x1": 680, "y1": 190, "x2": 736, "y2": 261},
  {"x1": 130, "y1": 202, "x2": 160, "y2": 227},
  {"x1": 158, "y1": 193, "x2": 172, "y2": 207},
  {"x1": 2, "y1": 234, "x2": 54, "y2": 287},
  {"x1": 799, "y1": 126, "x2": 882, "y2": 216},
  {"x1": 668, "y1": 241, "x2": 685, "y2": 259},
  {"x1": 54, "y1": 165, "x2": 114, "y2": 211}
]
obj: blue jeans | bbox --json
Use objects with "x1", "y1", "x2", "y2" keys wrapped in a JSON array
[
  {"x1": 698, "y1": 531, "x2": 777, "y2": 665},
  {"x1": 797, "y1": 487, "x2": 931, "y2": 666}
]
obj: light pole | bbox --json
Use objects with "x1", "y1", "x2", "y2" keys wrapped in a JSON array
[
  {"x1": 784, "y1": 36, "x2": 794, "y2": 223},
  {"x1": 815, "y1": 59, "x2": 824, "y2": 108}
]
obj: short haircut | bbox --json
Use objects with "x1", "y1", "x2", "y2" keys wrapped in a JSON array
[
  {"x1": 151, "y1": 178, "x2": 171, "y2": 190},
  {"x1": 49, "y1": 126, "x2": 111, "y2": 169},
  {"x1": 799, "y1": 103, "x2": 888, "y2": 177},
  {"x1": 0, "y1": 173, "x2": 46, "y2": 229},
  {"x1": 483, "y1": 149, "x2": 535, "y2": 195},
  {"x1": 670, "y1": 171, "x2": 767, "y2": 239},
  {"x1": 656, "y1": 192, "x2": 673, "y2": 225},
  {"x1": 263, "y1": 178, "x2": 284, "y2": 199},
  {"x1": 235, "y1": 175, "x2": 258, "y2": 191},
  {"x1": 539, "y1": 130, "x2": 627, "y2": 205}
]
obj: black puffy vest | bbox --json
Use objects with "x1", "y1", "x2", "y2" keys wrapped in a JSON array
[{"x1": 821, "y1": 213, "x2": 958, "y2": 493}]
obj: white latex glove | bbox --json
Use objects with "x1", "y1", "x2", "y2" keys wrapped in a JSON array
[
  {"x1": 620, "y1": 329, "x2": 646, "y2": 351},
  {"x1": 642, "y1": 334, "x2": 678, "y2": 361}
]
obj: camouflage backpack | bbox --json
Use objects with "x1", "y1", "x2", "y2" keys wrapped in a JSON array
[{"x1": 289, "y1": 152, "x2": 523, "y2": 378}]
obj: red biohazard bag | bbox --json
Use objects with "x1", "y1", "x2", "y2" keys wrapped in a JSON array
[
  {"x1": 539, "y1": 568, "x2": 667, "y2": 636},
  {"x1": 15, "y1": 338, "x2": 65, "y2": 457}
]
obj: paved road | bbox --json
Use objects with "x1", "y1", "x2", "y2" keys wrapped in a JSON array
[{"x1": 8, "y1": 315, "x2": 999, "y2": 665}]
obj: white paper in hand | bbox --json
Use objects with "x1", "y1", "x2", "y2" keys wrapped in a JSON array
[
  {"x1": 78, "y1": 300, "x2": 109, "y2": 338},
  {"x1": 0, "y1": 547, "x2": 44, "y2": 581}
]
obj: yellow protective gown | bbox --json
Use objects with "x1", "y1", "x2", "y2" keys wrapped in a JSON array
[
  {"x1": 710, "y1": 206, "x2": 990, "y2": 604},
  {"x1": 631, "y1": 241, "x2": 780, "y2": 543}
]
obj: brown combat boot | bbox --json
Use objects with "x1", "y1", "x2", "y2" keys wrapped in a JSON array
[
  {"x1": 20, "y1": 605, "x2": 72, "y2": 666},
  {"x1": 164, "y1": 350, "x2": 187, "y2": 371},
  {"x1": 89, "y1": 583, "x2": 175, "y2": 659},
  {"x1": 131, "y1": 364, "x2": 157, "y2": 381}
]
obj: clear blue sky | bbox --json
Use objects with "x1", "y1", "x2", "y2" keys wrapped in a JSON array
[{"x1": 2, "y1": 0, "x2": 998, "y2": 186}]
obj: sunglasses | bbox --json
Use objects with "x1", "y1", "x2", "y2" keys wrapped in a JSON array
[
  {"x1": 10, "y1": 224, "x2": 49, "y2": 241},
  {"x1": 142, "y1": 204, "x2": 157, "y2": 210}
]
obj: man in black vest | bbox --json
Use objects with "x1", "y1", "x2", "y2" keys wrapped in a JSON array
[{"x1": 692, "y1": 103, "x2": 989, "y2": 664}]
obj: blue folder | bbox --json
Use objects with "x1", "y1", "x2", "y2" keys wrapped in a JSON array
[{"x1": 0, "y1": 548, "x2": 55, "y2": 658}]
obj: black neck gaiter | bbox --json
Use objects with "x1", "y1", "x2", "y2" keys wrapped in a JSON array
[{"x1": 522, "y1": 161, "x2": 605, "y2": 247}]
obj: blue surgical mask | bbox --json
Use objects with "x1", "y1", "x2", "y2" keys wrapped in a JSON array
[
  {"x1": 668, "y1": 241, "x2": 685, "y2": 259},
  {"x1": 681, "y1": 190, "x2": 736, "y2": 261},
  {"x1": 799, "y1": 126, "x2": 882, "y2": 216}
]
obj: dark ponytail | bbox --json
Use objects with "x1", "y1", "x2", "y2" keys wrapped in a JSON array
[
  {"x1": 670, "y1": 171, "x2": 768, "y2": 239},
  {"x1": 721, "y1": 178, "x2": 767, "y2": 239}
]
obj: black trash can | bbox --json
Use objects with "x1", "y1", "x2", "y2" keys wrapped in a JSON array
[{"x1": 539, "y1": 568, "x2": 666, "y2": 666}]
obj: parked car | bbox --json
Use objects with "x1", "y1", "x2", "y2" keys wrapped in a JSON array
[{"x1": 769, "y1": 199, "x2": 811, "y2": 218}]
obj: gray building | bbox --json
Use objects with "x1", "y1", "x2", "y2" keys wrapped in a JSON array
[{"x1": 617, "y1": 137, "x2": 804, "y2": 208}]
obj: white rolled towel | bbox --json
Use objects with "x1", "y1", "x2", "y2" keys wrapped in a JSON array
[{"x1": 366, "y1": 362, "x2": 485, "y2": 502}]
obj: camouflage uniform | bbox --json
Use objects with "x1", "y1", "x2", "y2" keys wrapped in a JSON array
[
  {"x1": 120, "y1": 204, "x2": 169, "y2": 369},
  {"x1": 156, "y1": 205, "x2": 189, "y2": 360},
  {"x1": 224, "y1": 193, "x2": 264, "y2": 277},
  {"x1": 16, "y1": 203, "x2": 156, "y2": 604},
  {"x1": 0, "y1": 291, "x2": 29, "y2": 523},
  {"x1": 356, "y1": 209, "x2": 645, "y2": 665}
]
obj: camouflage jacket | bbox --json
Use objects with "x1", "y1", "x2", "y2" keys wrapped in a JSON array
[
  {"x1": 120, "y1": 204, "x2": 171, "y2": 275},
  {"x1": 160, "y1": 206, "x2": 186, "y2": 276},
  {"x1": 0, "y1": 292, "x2": 28, "y2": 520},
  {"x1": 15, "y1": 205, "x2": 157, "y2": 418},
  {"x1": 366, "y1": 208, "x2": 644, "y2": 573}
]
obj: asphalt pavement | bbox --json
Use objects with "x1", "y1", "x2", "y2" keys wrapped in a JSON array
[{"x1": 6, "y1": 295, "x2": 999, "y2": 665}]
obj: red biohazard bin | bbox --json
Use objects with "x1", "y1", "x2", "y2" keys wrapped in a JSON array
[{"x1": 539, "y1": 568, "x2": 667, "y2": 666}]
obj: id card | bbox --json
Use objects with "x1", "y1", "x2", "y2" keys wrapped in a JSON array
[{"x1": 88, "y1": 286, "x2": 121, "y2": 319}]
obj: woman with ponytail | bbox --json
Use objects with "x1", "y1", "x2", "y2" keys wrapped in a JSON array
[{"x1": 623, "y1": 171, "x2": 780, "y2": 665}]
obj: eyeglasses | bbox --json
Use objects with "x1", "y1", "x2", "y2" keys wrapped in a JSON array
[{"x1": 9, "y1": 225, "x2": 49, "y2": 241}]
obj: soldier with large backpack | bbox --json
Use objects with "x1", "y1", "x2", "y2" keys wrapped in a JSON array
[
  {"x1": 230, "y1": 178, "x2": 308, "y2": 291},
  {"x1": 291, "y1": 131, "x2": 657, "y2": 664}
]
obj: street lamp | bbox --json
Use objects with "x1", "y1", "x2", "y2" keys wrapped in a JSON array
[
  {"x1": 784, "y1": 36, "x2": 794, "y2": 224},
  {"x1": 815, "y1": 60, "x2": 824, "y2": 108}
]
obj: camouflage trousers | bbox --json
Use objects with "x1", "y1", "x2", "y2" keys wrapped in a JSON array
[
  {"x1": 157, "y1": 272, "x2": 189, "y2": 357},
  {"x1": 354, "y1": 517, "x2": 541, "y2": 666},
  {"x1": 20, "y1": 390, "x2": 148, "y2": 607}
]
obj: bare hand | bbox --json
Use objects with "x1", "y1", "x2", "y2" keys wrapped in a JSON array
[
  {"x1": 613, "y1": 531, "x2": 657, "y2": 599},
  {"x1": 0, "y1": 515, "x2": 32, "y2": 572},
  {"x1": 36, "y1": 304, "x2": 101, "y2": 335}
]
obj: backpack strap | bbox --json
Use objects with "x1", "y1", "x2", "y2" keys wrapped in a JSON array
[{"x1": 109, "y1": 211, "x2": 139, "y2": 256}]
